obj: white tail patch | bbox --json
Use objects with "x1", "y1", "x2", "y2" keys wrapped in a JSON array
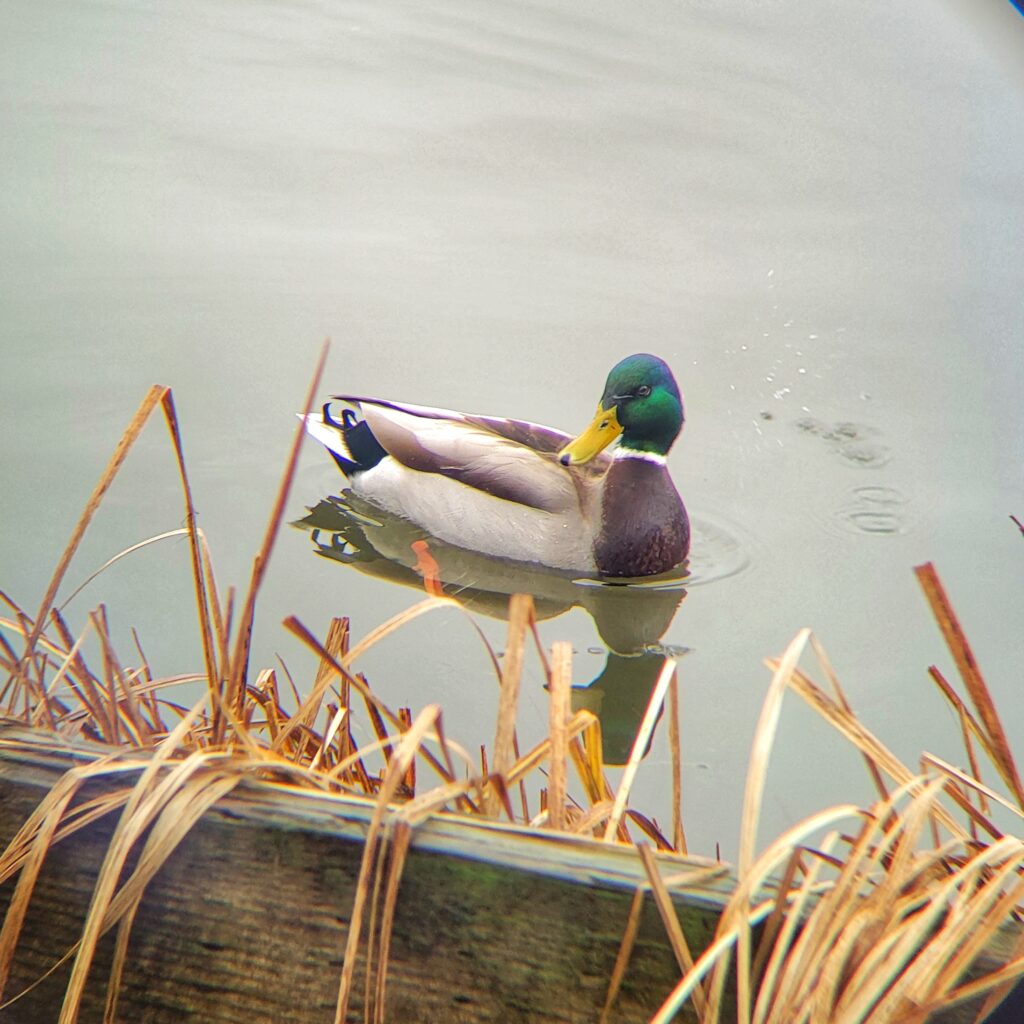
[{"x1": 299, "y1": 412, "x2": 354, "y2": 462}]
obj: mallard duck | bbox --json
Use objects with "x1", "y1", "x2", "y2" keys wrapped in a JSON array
[{"x1": 302, "y1": 352, "x2": 689, "y2": 577}]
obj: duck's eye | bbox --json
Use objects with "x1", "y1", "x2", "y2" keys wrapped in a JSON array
[
  {"x1": 637, "y1": 385, "x2": 651, "y2": 397},
  {"x1": 600, "y1": 420, "x2": 609, "y2": 428}
]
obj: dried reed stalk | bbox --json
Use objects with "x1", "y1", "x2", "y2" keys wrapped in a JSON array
[
  {"x1": 546, "y1": 641, "x2": 572, "y2": 831},
  {"x1": 12, "y1": 386, "x2": 168, "y2": 689},
  {"x1": 669, "y1": 670, "x2": 687, "y2": 854},
  {"x1": 225, "y1": 340, "x2": 329, "y2": 723},
  {"x1": 604, "y1": 657, "x2": 676, "y2": 842},
  {"x1": 333, "y1": 705, "x2": 440, "y2": 1024},
  {"x1": 638, "y1": 842, "x2": 707, "y2": 1017},
  {"x1": 598, "y1": 887, "x2": 645, "y2": 1024},
  {"x1": 916, "y1": 562, "x2": 1024, "y2": 808}
]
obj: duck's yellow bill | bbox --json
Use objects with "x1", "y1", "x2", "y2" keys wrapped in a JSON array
[{"x1": 559, "y1": 405, "x2": 622, "y2": 466}]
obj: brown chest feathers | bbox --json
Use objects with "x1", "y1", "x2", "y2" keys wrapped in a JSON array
[{"x1": 593, "y1": 458, "x2": 690, "y2": 577}]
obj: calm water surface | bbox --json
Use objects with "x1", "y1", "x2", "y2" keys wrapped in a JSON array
[{"x1": 2, "y1": 0, "x2": 1023, "y2": 858}]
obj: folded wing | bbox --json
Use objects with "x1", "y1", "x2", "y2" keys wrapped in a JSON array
[{"x1": 335, "y1": 395, "x2": 608, "y2": 514}]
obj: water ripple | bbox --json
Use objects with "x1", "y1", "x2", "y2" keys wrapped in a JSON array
[
  {"x1": 833, "y1": 485, "x2": 913, "y2": 537},
  {"x1": 684, "y1": 513, "x2": 753, "y2": 587}
]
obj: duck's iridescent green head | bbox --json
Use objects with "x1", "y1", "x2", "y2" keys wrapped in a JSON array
[
  {"x1": 560, "y1": 353, "x2": 684, "y2": 465},
  {"x1": 600, "y1": 354, "x2": 684, "y2": 455}
]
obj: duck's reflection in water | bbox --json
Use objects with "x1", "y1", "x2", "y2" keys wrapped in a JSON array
[{"x1": 296, "y1": 493, "x2": 690, "y2": 766}]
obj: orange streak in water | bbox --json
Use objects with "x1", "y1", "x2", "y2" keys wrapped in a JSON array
[{"x1": 411, "y1": 540, "x2": 444, "y2": 597}]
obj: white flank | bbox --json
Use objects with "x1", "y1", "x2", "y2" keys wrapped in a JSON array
[{"x1": 351, "y1": 458, "x2": 597, "y2": 572}]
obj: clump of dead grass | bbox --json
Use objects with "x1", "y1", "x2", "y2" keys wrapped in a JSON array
[{"x1": 632, "y1": 564, "x2": 1024, "y2": 1024}]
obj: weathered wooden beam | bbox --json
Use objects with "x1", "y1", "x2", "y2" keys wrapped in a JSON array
[{"x1": 0, "y1": 726, "x2": 726, "y2": 1023}]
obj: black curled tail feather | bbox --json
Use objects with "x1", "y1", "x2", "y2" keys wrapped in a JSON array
[{"x1": 323, "y1": 402, "x2": 388, "y2": 476}]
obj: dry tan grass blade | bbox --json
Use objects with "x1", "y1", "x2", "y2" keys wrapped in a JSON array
[
  {"x1": 739, "y1": 628, "x2": 811, "y2": 877},
  {"x1": 486, "y1": 594, "x2": 531, "y2": 816},
  {"x1": 649, "y1": 895, "x2": 778, "y2": 1024},
  {"x1": 225, "y1": 341, "x2": 329, "y2": 722},
  {"x1": 915, "y1": 561, "x2": 1024, "y2": 808},
  {"x1": 159, "y1": 389, "x2": 220, "y2": 712},
  {"x1": 333, "y1": 704, "x2": 441, "y2": 1024},
  {"x1": 12, "y1": 385, "x2": 168, "y2": 688},
  {"x1": 652, "y1": 803, "x2": 862, "y2": 1024},
  {"x1": 944, "y1": 953, "x2": 1024, "y2": 1020},
  {"x1": 0, "y1": 773, "x2": 83, "y2": 998},
  {"x1": 101, "y1": 770, "x2": 242, "y2": 1024},
  {"x1": 668, "y1": 670, "x2": 687, "y2": 854},
  {"x1": 597, "y1": 886, "x2": 645, "y2": 1024},
  {"x1": 283, "y1": 615, "x2": 464, "y2": 797},
  {"x1": 371, "y1": 820, "x2": 413, "y2": 1024},
  {"x1": 809, "y1": 631, "x2": 890, "y2": 804},
  {"x1": 546, "y1": 640, "x2": 572, "y2": 831},
  {"x1": 603, "y1": 657, "x2": 676, "y2": 842},
  {"x1": 770, "y1": 787, "x2": 944, "y2": 1021},
  {"x1": 779, "y1": 661, "x2": 966, "y2": 840},
  {"x1": 637, "y1": 842, "x2": 708, "y2": 1017},
  {"x1": 345, "y1": 596, "x2": 463, "y2": 668},
  {"x1": 27, "y1": 620, "x2": 92, "y2": 729}
]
